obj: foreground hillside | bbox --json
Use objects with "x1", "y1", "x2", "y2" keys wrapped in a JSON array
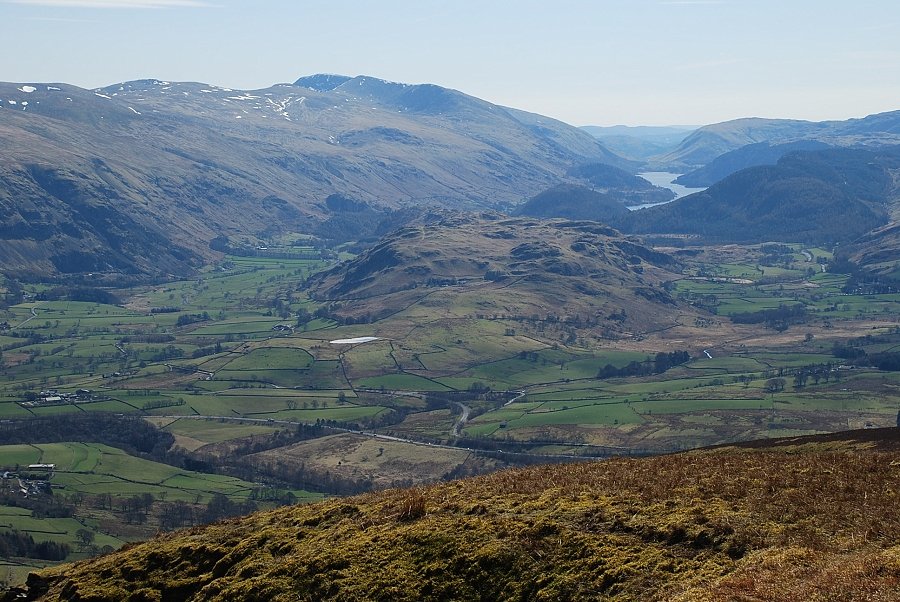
[{"x1": 10, "y1": 429, "x2": 900, "y2": 601}]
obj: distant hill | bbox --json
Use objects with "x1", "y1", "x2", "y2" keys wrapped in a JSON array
[
  {"x1": 622, "y1": 147, "x2": 900, "y2": 245},
  {"x1": 14, "y1": 429, "x2": 900, "y2": 601},
  {"x1": 656, "y1": 111, "x2": 900, "y2": 170},
  {"x1": 0, "y1": 76, "x2": 627, "y2": 281},
  {"x1": 513, "y1": 184, "x2": 631, "y2": 223},
  {"x1": 674, "y1": 140, "x2": 832, "y2": 187},
  {"x1": 566, "y1": 163, "x2": 674, "y2": 206},
  {"x1": 305, "y1": 213, "x2": 684, "y2": 335},
  {"x1": 580, "y1": 125, "x2": 696, "y2": 161}
]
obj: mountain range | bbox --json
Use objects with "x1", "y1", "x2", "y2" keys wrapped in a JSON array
[
  {"x1": 0, "y1": 76, "x2": 626, "y2": 282},
  {"x1": 580, "y1": 124, "x2": 697, "y2": 161},
  {"x1": 5, "y1": 75, "x2": 900, "y2": 284},
  {"x1": 657, "y1": 112, "x2": 900, "y2": 170},
  {"x1": 673, "y1": 140, "x2": 832, "y2": 187}
]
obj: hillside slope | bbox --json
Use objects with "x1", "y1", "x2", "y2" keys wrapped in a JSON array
[
  {"x1": 12, "y1": 429, "x2": 900, "y2": 601},
  {"x1": 674, "y1": 140, "x2": 831, "y2": 187},
  {"x1": 304, "y1": 213, "x2": 685, "y2": 335},
  {"x1": 0, "y1": 77, "x2": 624, "y2": 281},
  {"x1": 623, "y1": 147, "x2": 900, "y2": 245}
]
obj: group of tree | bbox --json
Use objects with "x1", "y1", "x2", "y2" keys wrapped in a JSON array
[
  {"x1": 0, "y1": 414, "x2": 175, "y2": 458},
  {"x1": 790, "y1": 362, "x2": 843, "y2": 388},
  {"x1": 596, "y1": 350, "x2": 691, "y2": 379},
  {"x1": 175, "y1": 311, "x2": 211, "y2": 327},
  {"x1": 33, "y1": 286, "x2": 121, "y2": 305},
  {"x1": 730, "y1": 304, "x2": 807, "y2": 331},
  {"x1": 0, "y1": 529, "x2": 70, "y2": 561},
  {"x1": 0, "y1": 490, "x2": 75, "y2": 520},
  {"x1": 833, "y1": 343, "x2": 900, "y2": 372},
  {"x1": 830, "y1": 258, "x2": 900, "y2": 295}
]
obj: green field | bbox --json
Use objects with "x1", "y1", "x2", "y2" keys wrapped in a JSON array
[
  {"x1": 0, "y1": 442, "x2": 316, "y2": 503},
  {"x1": 4, "y1": 240, "x2": 900, "y2": 585},
  {"x1": 0, "y1": 441, "x2": 323, "y2": 577}
]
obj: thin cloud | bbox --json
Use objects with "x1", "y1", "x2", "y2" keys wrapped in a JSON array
[
  {"x1": 6, "y1": 0, "x2": 215, "y2": 7},
  {"x1": 24, "y1": 15, "x2": 99, "y2": 21},
  {"x1": 659, "y1": 1, "x2": 729, "y2": 5},
  {"x1": 674, "y1": 58, "x2": 741, "y2": 71}
]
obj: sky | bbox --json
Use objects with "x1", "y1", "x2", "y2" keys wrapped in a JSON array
[{"x1": 1, "y1": 0, "x2": 899, "y2": 126}]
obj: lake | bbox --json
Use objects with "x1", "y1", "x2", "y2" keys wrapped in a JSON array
[{"x1": 629, "y1": 172, "x2": 706, "y2": 210}]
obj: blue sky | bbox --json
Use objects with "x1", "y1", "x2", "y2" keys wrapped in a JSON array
[{"x1": 1, "y1": 0, "x2": 899, "y2": 126}]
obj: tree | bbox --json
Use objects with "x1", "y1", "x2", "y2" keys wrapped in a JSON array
[
  {"x1": 75, "y1": 528, "x2": 95, "y2": 550},
  {"x1": 764, "y1": 378, "x2": 786, "y2": 394}
]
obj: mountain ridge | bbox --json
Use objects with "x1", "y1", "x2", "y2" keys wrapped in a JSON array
[
  {"x1": 656, "y1": 111, "x2": 900, "y2": 170},
  {"x1": 0, "y1": 76, "x2": 627, "y2": 281}
]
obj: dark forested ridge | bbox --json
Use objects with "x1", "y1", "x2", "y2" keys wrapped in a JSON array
[
  {"x1": 566, "y1": 163, "x2": 674, "y2": 205},
  {"x1": 513, "y1": 184, "x2": 631, "y2": 222},
  {"x1": 621, "y1": 146, "x2": 900, "y2": 245},
  {"x1": 674, "y1": 140, "x2": 832, "y2": 187}
]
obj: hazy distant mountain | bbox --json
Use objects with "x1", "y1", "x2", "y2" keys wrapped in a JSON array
[
  {"x1": 656, "y1": 111, "x2": 900, "y2": 170},
  {"x1": 581, "y1": 125, "x2": 696, "y2": 161},
  {"x1": 675, "y1": 140, "x2": 832, "y2": 187},
  {"x1": 622, "y1": 147, "x2": 900, "y2": 245},
  {"x1": 0, "y1": 76, "x2": 627, "y2": 281}
]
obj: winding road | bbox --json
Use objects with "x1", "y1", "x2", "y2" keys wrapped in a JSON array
[
  {"x1": 450, "y1": 402, "x2": 471, "y2": 437},
  {"x1": 13, "y1": 305, "x2": 39, "y2": 329}
]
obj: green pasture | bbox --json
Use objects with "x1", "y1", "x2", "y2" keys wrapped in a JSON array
[
  {"x1": 342, "y1": 343, "x2": 399, "y2": 376},
  {"x1": 449, "y1": 349, "x2": 648, "y2": 389},
  {"x1": 0, "y1": 512, "x2": 124, "y2": 551},
  {"x1": 212, "y1": 358, "x2": 348, "y2": 390},
  {"x1": 219, "y1": 347, "x2": 314, "y2": 371},
  {"x1": 267, "y1": 405, "x2": 390, "y2": 422},
  {"x1": 158, "y1": 418, "x2": 281, "y2": 444},
  {"x1": 355, "y1": 373, "x2": 452, "y2": 392},
  {"x1": 465, "y1": 398, "x2": 641, "y2": 435},
  {"x1": 0, "y1": 442, "x2": 319, "y2": 504},
  {"x1": 711, "y1": 263, "x2": 763, "y2": 279},
  {"x1": 684, "y1": 356, "x2": 768, "y2": 372},
  {"x1": 186, "y1": 317, "x2": 286, "y2": 337},
  {"x1": 0, "y1": 403, "x2": 36, "y2": 419},
  {"x1": 631, "y1": 398, "x2": 772, "y2": 415}
]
